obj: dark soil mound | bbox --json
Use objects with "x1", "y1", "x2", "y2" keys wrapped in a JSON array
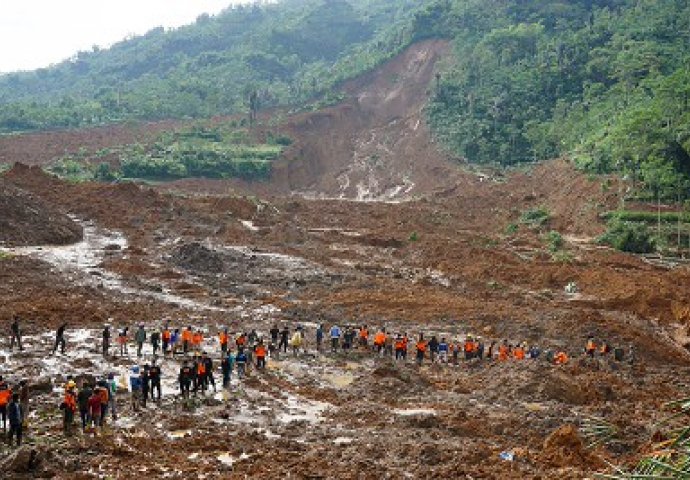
[
  {"x1": 0, "y1": 178, "x2": 82, "y2": 246},
  {"x1": 169, "y1": 242, "x2": 225, "y2": 273}
]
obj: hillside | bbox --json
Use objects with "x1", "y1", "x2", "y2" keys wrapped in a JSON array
[{"x1": 0, "y1": 0, "x2": 425, "y2": 131}]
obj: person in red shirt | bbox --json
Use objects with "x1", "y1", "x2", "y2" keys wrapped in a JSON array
[
  {"x1": 88, "y1": 388, "x2": 103, "y2": 433},
  {"x1": 0, "y1": 376, "x2": 12, "y2": 433}
]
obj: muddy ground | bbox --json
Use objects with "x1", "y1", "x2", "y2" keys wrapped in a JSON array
[
  {"x1": 1, "y1": 40, "x2": 690, "y2": 479},
  {"x1": 1, "y1": 158, "x2": 690, "y2": 479}
]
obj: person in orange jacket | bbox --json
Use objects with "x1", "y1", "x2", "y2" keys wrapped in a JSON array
[
  {"x1": 219, "y1": 329, "x2": 229, "y2": 355},
  {"x1": 61, "y1": 381, "x2": 77, "y2": 436},
  {"x1": 374, "y1": 329, "x2": 386, "y2": 353},
  {"x1": 0, "y1": 376, "x2": 12, "y2": 433},
  {"x1": 415, "y1": 334, "x2": 427, "y2": 366},
  {"x1": 255, "y1": 341, "x2": 267, "y2": 369},
  {"x1": 513, "y1": 344, "x2": 526, "y2": 360},
  {"x1": 192, "y1": 330, "x2": 203, "y2": 352},
  {"x1": 359, "y1": 325, "x2": 369, "y2": 348},
  {"x1": 162, "y1": 327, "x2": 172, "y2": 355},
  {"x1": 498, "y1": 340, "x2": 510, "y2": 361},
  {"x1": 554, "y1": 351, "x2": 569, "y2": 365},
  {"x1": 394, "y1": 335, "x2": 406, "y2": 360},
  {"x1": 182, "y1": 327, "x2": 193, "y2": 354}
]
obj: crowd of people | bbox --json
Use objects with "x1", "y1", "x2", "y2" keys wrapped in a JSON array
[{"x1": 2, "y1": 315, "x2": 634, "y2": 447}]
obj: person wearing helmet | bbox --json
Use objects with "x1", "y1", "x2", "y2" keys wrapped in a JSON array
[{"x1": 61, "y1": 381, "x2": 77, "y2": 436}]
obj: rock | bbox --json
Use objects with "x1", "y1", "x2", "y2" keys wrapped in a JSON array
[
  {"x1": 30, "y1": 377, "x2": 53, "y2": 394},
  {"x1": 0, "y1": 446, "x2": 52, "y2": 474},
  {"x1": 540, "y1": 424, "x2": 593, "y2": 468}
]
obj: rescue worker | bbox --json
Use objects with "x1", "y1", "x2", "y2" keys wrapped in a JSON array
[
  {"x1": 107, "y1": 373, "x2": 118, "y2": 421},
  {"x1": 359, "y1": 325, "x2": 369, "y2": 348},
  {"x1": 344, "y1": 326, "x2": 356, "y2": 352},
  {"x1": 53, "y1": 323, "x2": 67, "y2": 355},
  {"x1": 0, "y1": 377, "x2": 11, "y2": 432},
  {"x1": 464, "y1": 336, "x2": 475, "y2": 361},
  {"x1": 329, "y1": 324, "x2": 341, "y2": 352},
  {"x1": 219, "y1": 329, "x2": 229, "y2": 355},
  {"x1": 291, "y1": 328, "x2": 303, "y2": 356},
  {"x1": 10, "y1": 315, "x2": 23, "y2": 351},
  {"x1": 221, "y1": 351, "x2": 235, "y2": 388},
  {"x1": 170, "y1": 329, "x2": 180, "y2": 356},
  {"x1": 415, "y1": 335, "x2": 427, "y2": 366},
  {"x1": 118, "y1": 327, "x2": 129, "y2": 356},
  {"x1": 438, "y1": 338, "x2": 449, "y2": 363},
  {"x1": 394, "y1": 335, "x2": 405, "y2": 360},
  {"x1": 554, "y1": 351, "x2": 569, "y2": 365},
  {"x1": 451, "y1": 341, "x2": 460, "y2": 364},
  {"x1": 374, "y1": 329, "x2": 386, "y2": 354},
  {"x1": 255, "y1": 341, "x2": 267, "y2": 369},
  {"x1": 600, "y1": 340, "x2": 612, "y2": 356},
  {"x1": 428, "y1": 336, "x2": 439, "y2": 363},
  {"x1": 513, "y1": 343, "x2": 526, "y2": 360},
  {"x1": 149, "y1": 360, "x2": 162, "y2": 402},
  {"x1": 18, "y1": 380, "x2": 29, "y2": 426},
  {"x1": 203, "y1": 353, "x2": 216, "y2": 393},
  {"x1": 192, "y1": 330, "x2": 203, "y2": 353},
  {"x1": 77, "y1": 380, "x2": 92, "y2": 431},
  {"x1": 498, "y1": 340, "x2": 510, "y2": 361},
  {"x1": 62, "y1": 381, "x2": 77, "y2": 435},
  {"x1": 182, "y1": 327, "x2": 193, "y2": 354},
  {"x1": 150, "y1": 329, "x2": 161, "y2": 356},
  {"x1": 194, "y1": 354, "x2": 206, "y2": 393},
  {"x1": 178, "y1": 361, "x2": 193, "y2": 399},
  {"x1": 141, "y1": 365, "x2": 150, "y2": 407},
  {"x1": 129, "y1": 366, "x2": 142, "y2": 412},
  {"x1": 102, "y1": 325, "x2": 111, "y2": 357},
  {"x1": 135, "y1": 325, "x2": 146, "y2": 357},
  {"x1": 316, "y1": 325, "x2": 324, "y2": 352},
  {"x1": 162, "y1": 326, "x2": 172, "y2": 355},
  {"x1": 585, "y1": 336, "x2": 597, "y2": 358},
  {"x1": 88, "y1": 387, "x2": 102, "y2": 433},
  {"x1": 270, "y1": 325, "x2": 280, "y2": 345},
  {"x1": 236, "y1": 350, "x2": 248, "y2": 379},
  {"x1": 7, "y1": 393, "x2": 22, "y2": 446},
  {"x1": 279, "y1": 326, "x2": 289, "y2": 353}
]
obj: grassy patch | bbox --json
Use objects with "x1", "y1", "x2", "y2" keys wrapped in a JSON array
[{"x1": 520, "y1": 206, "x2": 550, "y2": 228}]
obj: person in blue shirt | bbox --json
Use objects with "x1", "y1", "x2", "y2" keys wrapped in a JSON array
[
  {"x1": 329, "y1": 325, "x2": 341, "y2": 352},
  {"x1": 438, "y1": 338, "x2": 449, "y2": 363},
  {"x1": 236, "y1": 350, "x2": 248, "y2": 379}
]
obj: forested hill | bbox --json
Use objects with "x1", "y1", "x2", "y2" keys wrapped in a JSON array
[
  {"x1": 0, "y1": 0, "x2": 423, "y2": 130},
  {"x1": 421, "y1": 0, "x2": 690, "y2": 195},
  {"x1": 1, "y1": 0, "x2": 689, "y2": 195}
]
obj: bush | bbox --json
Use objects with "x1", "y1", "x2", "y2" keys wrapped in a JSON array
[
  {"x1": 597, "y1": 219, "x2": 656, "y2": 253},
  {"x1": 542, "y1": 230, "x2": 563, "y2": 252},
  {"x1": 520, "y1": 206, "x2": 550, "y2": 228}
]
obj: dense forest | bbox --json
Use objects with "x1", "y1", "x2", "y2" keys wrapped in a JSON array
[
  {"x1": 1, "y1": 0, "x2": 689, "y2": 199},
  {"x1": 0, "y1": 0, "x2": 422, "y2": 130}
]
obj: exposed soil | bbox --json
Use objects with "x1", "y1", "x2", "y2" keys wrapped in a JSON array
[
  {"x1": 0, "y1": 40, "x2": 689, "y2": 479},
  {"x1": 0, "y1": 177, "x2": 82, "y2": 246}
]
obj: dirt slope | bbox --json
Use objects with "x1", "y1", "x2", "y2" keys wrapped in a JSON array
[
  {"x1": 272, "y1": 39, "x2": 461, "y2": 200},
  {"x1": 0, "y1": 177, "x2": 82, "y2": 246}
]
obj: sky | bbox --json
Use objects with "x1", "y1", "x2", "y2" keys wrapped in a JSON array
[{"x1": 0, "y1": 0, "x2": 251, "y2": 74}]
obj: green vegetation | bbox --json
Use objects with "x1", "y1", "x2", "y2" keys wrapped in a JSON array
[
  {"x1": 408, "y1": 231, "x2": 419, "y2": 242},
  {"x1": 597, "y1": 218, "x2": 656, "y2": 253},
  {"x1": 520, "y1": 206, "x2": 551, "y2": 228},
  {"x1": 596, "y1": 396, "x2": 690, "y2": 479},
  {"x1": 48, "y1": 125, "x2": 286, "y2": 182},
  {"x1": 423, "y1": 0, "x2": 690, "y2": 197},
  {"x1": 1, "y1": 0, "x2": 688, "y2": 200},
  {"x1": 542, "y1": 230, "x2": 564, "y2": 252},
  {"x1": 0, "y1": 0, "x2": 423, "y2": 132}
]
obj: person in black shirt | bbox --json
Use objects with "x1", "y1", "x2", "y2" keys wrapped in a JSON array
[
  {"x1": 178, "y1": 361, "x2": 193, "y2": 399},
  {"x1": 10, "y1": 316, "x2": 23, "y2": 351},
  {"x1": 279, "y1": 326, "x2": 289, "y2": 353},
  {"x1": 149, "y1": 361, "x2": 162, "y2": 402},
  {"x1": 53, "y1": 324, "x2": 67, "y2": 355}
]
